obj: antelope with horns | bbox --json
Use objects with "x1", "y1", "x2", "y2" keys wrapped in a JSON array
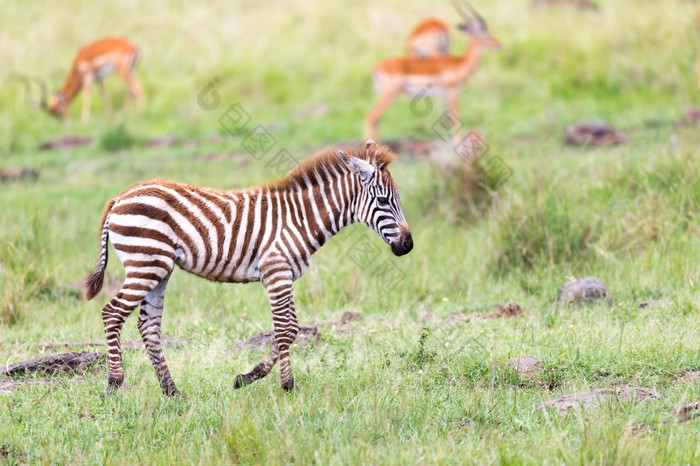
[
  {"x1": 21, "y1": 37, "x2": 145, "y2": 121},
  {"x1": 365, "y1": 2, "x2": 499, "y2": 141}
]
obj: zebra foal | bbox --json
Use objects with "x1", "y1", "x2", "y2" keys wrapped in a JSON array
[{"x1": 84, "y1": 140, "x2": 413, "y2": 396}]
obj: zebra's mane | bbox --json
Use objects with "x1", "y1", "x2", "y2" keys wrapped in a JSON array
[{"x1": 267, "y1": 144, "x2": 397, "y2": 191}]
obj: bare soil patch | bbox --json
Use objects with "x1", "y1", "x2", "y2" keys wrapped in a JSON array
[
  {"x1": 638, "y1": 299, "x2": 667, "y2": 309},
  {"x1": 535, "y1": 387, "x2": 662, "y2": 412},
  {"x1": 674, "y1": 370, "x2": 700, "y2": 385},
  {"x1": 233, "y1": 326, "x2": 320, "y2": 351},
  {"x1": 682, "y1": 107, "x2": 700, "y2": 126},
  {"x1": 676, "y1": 402, "x2": 700, "y2": 423},
  {"x1": 565, "y1": 122, "x2": 626, "y2": 147},
  {"x1": 421, "y1": 301, "x2": 522, "y2": 325},
  {"x1": 40, "y1": 136, "x2": 93, "y2": 151}
]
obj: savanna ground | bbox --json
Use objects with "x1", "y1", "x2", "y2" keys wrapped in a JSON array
[{"x1": 1, "y1": 0, "x2": 699, "y2": 463}]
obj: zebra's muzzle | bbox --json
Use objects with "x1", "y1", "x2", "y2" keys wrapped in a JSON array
[{"x1": 391, "y1": 231, "x2": 413, "y2": 256}]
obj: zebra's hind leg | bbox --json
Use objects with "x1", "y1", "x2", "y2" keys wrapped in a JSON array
[
  {"x1": 137, "y1": 277, "x2": 179, "y2": 396},
  {"x1": 102, "y1": 281, "x2": 154, "y2": 395},
  {"x1": 233, "y1": 345, "x2": 280, "y2": 389}
]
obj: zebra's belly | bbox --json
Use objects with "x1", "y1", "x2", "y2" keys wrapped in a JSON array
[{"x1": 174, "y1": 249, "x2": 261, "y2": 284}]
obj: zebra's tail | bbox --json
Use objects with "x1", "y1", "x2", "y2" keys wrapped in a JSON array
[{"x1": 84, "y1": 199, "x2": 115, "y2": 301}]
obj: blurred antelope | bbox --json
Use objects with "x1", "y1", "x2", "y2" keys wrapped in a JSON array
[
  {"x1": 365, "y1": 2, "x2": 499, "y2": 141},
  {"x1": 407, "y1": 18, "x2": 450, "y2": 58},
  {"x1": 22, "y1": 37, "x2": 144, "y2": 121}
]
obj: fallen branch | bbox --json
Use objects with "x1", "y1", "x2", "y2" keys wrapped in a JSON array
[{"x1": 2, "y1": 352, "x2": 104, "y2": 378}]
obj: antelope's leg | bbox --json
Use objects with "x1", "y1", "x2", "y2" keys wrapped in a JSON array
[
  {"x1": 81, "y1": 74, "x2": 94, "y2": 121},
  {"x1": 97, "y1": 79, "x2": 113, "y2": 115},
  {"x1": 364, "y1": 85, "x2": 401, "y2": 141},
  {"x1": 446, "y1": 87, "x2": 464, "y2": 144},
  {"x1": 121, "y1": 71, "x2": 145, "y2": 110},
  {"x1": 137, "y1": 277, "x2": 179, "y2": 396}
]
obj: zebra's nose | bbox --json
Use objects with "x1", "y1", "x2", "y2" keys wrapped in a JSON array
[{"x1": 401, "y1": 232, "x2": 413, "y2": 253}]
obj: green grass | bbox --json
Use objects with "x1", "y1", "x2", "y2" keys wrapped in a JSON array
[{"x1": 1, "y1": 0, "x2": 699, "y2": 464}]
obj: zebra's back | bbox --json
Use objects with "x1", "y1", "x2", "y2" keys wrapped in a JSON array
[{"x1": 108, "y1": 179, "x2": 264, "y2": 283}]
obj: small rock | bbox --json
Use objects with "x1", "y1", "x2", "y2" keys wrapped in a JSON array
[
  {"x1": 535, "y1": 387, "x2": 662, "y2": 412},
  {"x1": 565, "y1": 121, "x2": 626, "y2": 147},
  {"x1": 676, "y1": 402, "x2": 700, "y2": 423},
  {"x1": 557, "y1": 277, "x2": 613, "y2": 305},
  {"x1": 509, "y1": 356, "x2": 543, "y2": 376},
  {"x1": 340, "y1": 311, "x2": 362, "y2": 324}
]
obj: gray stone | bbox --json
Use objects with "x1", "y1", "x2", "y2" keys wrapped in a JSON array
[
  {"x1": 557, "y1": 277, "x2": 613, "y2": 305},
  {"x1": 509, "y1": 356, "x2": 543, "y2": 376}
]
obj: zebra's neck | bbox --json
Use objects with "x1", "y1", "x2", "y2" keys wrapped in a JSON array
[{"x1": 275, "y1": 169, "x2": 360, "y2": 255}]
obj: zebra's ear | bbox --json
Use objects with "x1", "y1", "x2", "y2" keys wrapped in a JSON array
[{"x1": 339, "y1": 150, "x2": 375, "y2": 184}]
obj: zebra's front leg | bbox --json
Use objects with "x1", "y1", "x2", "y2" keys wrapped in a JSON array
[
  {"x1": 276, "y1": 291, "x2": 300, "y2": 391},
  {"x1": 137, "y1": 278, "x2": 179, "y2": 396},
  {"x1": 234, "y1": 267, "x2": 299, "y2": 391}
]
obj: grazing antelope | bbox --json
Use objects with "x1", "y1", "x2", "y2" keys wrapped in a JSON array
[
  {"x1": 34, "y1": 37, "x2": 144, "y2": 121},
  {"x1": 365, "y1": 2, "x2": 499, "y2": 141},
  {"x1": 84, "y1": 140, "x2": 413, "y2": 396},
  {"x1": 407, "y1": 18, "x2": 450, "y2": 58}
]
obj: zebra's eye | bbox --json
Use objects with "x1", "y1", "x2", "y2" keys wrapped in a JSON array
[{"x1": 377, "y1": 196, "x2": 389, "y2": 206}]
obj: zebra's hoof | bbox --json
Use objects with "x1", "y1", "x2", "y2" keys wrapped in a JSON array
[
  {"x1": 281, "y1": 377, "x2": 296, "y2": 392},
  {"x1": 233, "y1": 374, "x2": 248, "y2": 389},
  {"x1": 162, "y1": 382, "x2": 181, "y2": 397},
  {"x1": 103, "y1": 376, "x2": 123, "y2": 397}
]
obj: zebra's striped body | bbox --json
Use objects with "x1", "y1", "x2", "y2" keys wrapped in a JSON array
[{"x1": 85, "y1": 140, "x2": 413, "y2": 395}]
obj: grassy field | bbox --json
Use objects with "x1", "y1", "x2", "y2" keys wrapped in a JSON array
[{"x1": 1, "y1": 0, "x2": 699, "y2": 464}]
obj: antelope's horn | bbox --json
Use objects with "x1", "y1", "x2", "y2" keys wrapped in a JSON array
[
  {"x1": 11, "y1": 74, "x2": 46, "y2": 110},
  {"x1": 452, "y1": 0, "x2": 473, "y2": 22},
  {"x1": 461, "y1": 0, "x2": 487, "y2": 27}
]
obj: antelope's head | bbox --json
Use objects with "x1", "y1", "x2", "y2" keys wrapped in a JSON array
[
  {"x1": 47, "y1": 92, "x2": 68, "y2": 118},
  {"x1": 15, "y1": 75, "x2": 66, "y2": 118},
  {"x1": 339, "y1": 140, "x2": 413, "y2": 257},
  {"x1": 454, "y1": 0, "x2": 501, "y2": 49}
]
